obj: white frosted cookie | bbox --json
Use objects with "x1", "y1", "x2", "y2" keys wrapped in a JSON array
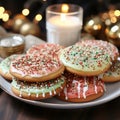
[
  {"x1": 99, "y1": 59, "x2": 120, "y2": 82},
  {"x1": 0, "y1": 54, "x2": 19, "y2": 80},
  {"x1": 60, "y1": 44, "x2": 112, "y2": 76},
  {"x1": 57, "y1": 71, "x2": 105, "y2": 102},
  {"x1": 11, "y1": 76, "x2": 66, "y2": 100},
  {"x1": 10, "y1": 54, "x2": 65, "y2": 82},
  {"x1": 76, "y1": 40, "x2": 119, "y2": 61}
]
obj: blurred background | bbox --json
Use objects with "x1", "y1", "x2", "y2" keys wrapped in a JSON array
[{"x1": 0, "y1": 0, "x2": 120, "y2": 48}]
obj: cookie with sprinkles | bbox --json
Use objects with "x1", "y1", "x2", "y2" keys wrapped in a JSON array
[
  {"x1": 11, "y1": 76, "x2": 66, "y2": 100},
  {"x1": 57, "y1": 71, "x2": 105, "y2": 102},
  {"x1": 99, "y1": 59, "x2": 120, "y2": 82},
  {"x1": 10, "y1": 54, "x2": 65, "y2": 82},
  {"x1": 0, "y1": 54, "x2": 19, "y2": 80},
  {"x1": 76, "y1": 40, "x2": 119, "y2": 61},
  {"x1": 60, "y1": 44, "x2": 112, "y2": 76},
  {"x1": 26, "y1": 43, "x2": 64, "y2": 58}
]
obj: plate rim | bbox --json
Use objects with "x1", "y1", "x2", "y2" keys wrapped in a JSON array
[{"x1": 0, "y1": 75, "x2": 120, "y2": 109}]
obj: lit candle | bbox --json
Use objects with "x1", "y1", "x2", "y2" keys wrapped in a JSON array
[{"x1": 46, "y1": 4, "x2": 83, "y2": 46}]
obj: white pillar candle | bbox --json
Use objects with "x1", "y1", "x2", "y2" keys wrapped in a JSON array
[
  {"x1": 46, "y1": 4, "x2": 83, "y2": 46},
  {"x1": 47, "y1": 15, "x2": 82, "y2": 46}
]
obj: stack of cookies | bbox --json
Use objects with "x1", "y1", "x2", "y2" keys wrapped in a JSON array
[
  {"x1": 0, "y1": 40, "x2": 119, "y2": 103},
  {"x1": 57, "y1": 40, "x2": 120, "y2": 102},
  {"x1": 0, "y1": 43, "x2": 66, "y2": 100}
]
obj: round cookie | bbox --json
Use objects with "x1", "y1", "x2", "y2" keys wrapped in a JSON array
[
  {"x1": 11, "y1": 76, "x2": 66, "y2": 100},
  {"x1": 10, "y1": 54, "x2": 65, "y2": 82},
  {"x1": 0, "y1": 54, "x2": 19, "y2": 80},
  {"x1": 99, "y1": 59, "x2": 120, "y2": 82},
  {"x1": 57, "y1": 71, "x2": 105, "y2": 102},
  {"x1": 76, "y1": 40, "x2": 119, "y2": 61},
  {"x1": 60, "y1": 44, "x2": 112, "y2": 76},
  {"x1": 26, "y1": 43, "x2": 64, "y2": 57}
]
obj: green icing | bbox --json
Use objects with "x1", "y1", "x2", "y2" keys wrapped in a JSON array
[
  {"x1": 0, "y1": 55, "x2": 17, "y2": 74},
  {"x1": 11, "y1": 77, "x2": 65, "y2": 95},
  {"x1": 103, "y1": 60, "x2": 120, "y2": 77},
  {"x1": 60, "y1": 45, "x2": 111, "y2": 72}
]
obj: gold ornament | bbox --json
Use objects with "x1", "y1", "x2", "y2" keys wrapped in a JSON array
[
  {"x1": 100, "y1": 10, "x2": 118, "y2": 27},
  {"x1": 84, "y1": 16, "x2": 103, "y2": 36},
  {"x1": 20, "y1": 22, "x2": 40, "y2": 37},
  {"x1": 12, "y1": 14, "x2": 29, "y2": 32},
  {"x1": 105, "y1": 21, "x2": 120, "y2": 48}
]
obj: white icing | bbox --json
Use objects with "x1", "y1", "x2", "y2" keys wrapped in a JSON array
[
  {"x1": 83, "y1": 77, "x2": 88, "y2": 99},
  {"x1": 93, "y1": 77, "x2": 98, "y2": 94},
  {"x1": 64, "y1": 87, "x2": 68, "y2": 100},
  {"x1": 72, "y1": 80, "x2": 81, "y2": 98}
]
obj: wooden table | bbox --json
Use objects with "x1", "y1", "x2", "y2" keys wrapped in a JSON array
[{"x1": 0, "y1": 90, "x2": 119, "y2": 120}]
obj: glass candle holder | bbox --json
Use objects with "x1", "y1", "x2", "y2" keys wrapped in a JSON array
[{"x1": 46, "y1": 4, "x2": 83, "y2": 46}]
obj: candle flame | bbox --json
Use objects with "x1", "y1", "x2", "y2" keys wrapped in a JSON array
[{"x1": 61, "y1": 4, "x2": 69, "y2": 13}]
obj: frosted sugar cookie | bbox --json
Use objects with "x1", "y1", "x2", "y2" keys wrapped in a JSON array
[
  {"x1": 26, "y1": 43, "x2": 64, "y2": 58},
  {"x1": 0, "y1": 54, "x2": 18, "y2": 80},
  {"x1": 57, "y1": 71, "x2": 105, "y2": 102},
  {"x1": 10, "y1": 54, "x2": 65, "y2": 82},
  {"x1": 76, "y1": 40, "x2": 119, "y2": 61},
  {"x1": 11, "y1": 76, "x2": 66, "y2": 100},
  {"x1": 99, "y1": 59, "x2": 120, "y2": 82},
  {"x1": 60, "y1": 44, "x2": 112, "y2": 76}
]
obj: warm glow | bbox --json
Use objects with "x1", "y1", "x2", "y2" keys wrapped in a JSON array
[
  {"x1": 0, "y1": 6, "x2": 5, "y2": 19},
  {"x1": 88, "y1": 20, "x2": 94, "y2": 26},
  {"x1": 93, "y1": 24, "x2": 101, "y2": 30},
  {"x1": 111, "y1": 17, "x2": 117, "y2": 23},
  {"x1": 114, "y1": 10, "x2": 120, "y2": 17},
  {"x1": 109, "y1": 10, "x2": 114, "y2": 17},
  {"x1": 22, "y1": 9, "x2": 30, "y2": 16},
  {"x1": 2, "y1": 13, "x2": 9, "y2": 22},
  {"x1": 111, "y1": 25, "x2": 119, "y2": 32},
  {"x1": 35, "y1": 14, "x2": 42, "y2": 21},
  {"x1": 61, "y1": 4, "x2": 69, "y2": 13},
  {"x1": 0, "y1": 13, "x2": 4, "y2": 19},
  {"x1": 105, "y1": 19, "x2": 111, "y2": 26},
  {"x1": 0, "y1": 6, "x2": 5, "y2": 13}
]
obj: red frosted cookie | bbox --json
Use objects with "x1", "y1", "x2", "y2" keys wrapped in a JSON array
[
  {"x1": 57, "y1": 72, "x2": 105, "y2": 102},
  {"x1": 11, "y1": 76, "x2": 66, "y2": 100},
  {"x1": 27, "y1": 43, "x2": 64, "y2": 58},
  {"x1": 60, "y1": 44, "x2": 112, "y2": 76},
  {"x1": 76, "y1": 40, "x2": 119, "y2": 61},
  {"x1": 10, "y1": 54, "x2": 65, "y2": 82}
]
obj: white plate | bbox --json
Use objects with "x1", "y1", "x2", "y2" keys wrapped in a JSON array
[
  {"x1": 0, "y1": 35, "x2": 120, "y2": 109},
  {"x1": 0, "y1": 75, "x2": 120, "y2": 109}
]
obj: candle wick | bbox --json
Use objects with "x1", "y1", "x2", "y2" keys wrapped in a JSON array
[{"x1": 61, "y1": 13, "x2": 66, "y2": 21}]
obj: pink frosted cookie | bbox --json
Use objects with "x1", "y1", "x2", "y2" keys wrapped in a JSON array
[
  {"x1": 57, "y1": 71, "x2": 105, "y2": 102},
  {"x1": 60, "y1": 44, "x2": 112, "y2": 76},
  {"x1": 99, "y1": 59, "x2": 120, "y2": 82},
  {"x1": 76, "y1": 40, "x2": 119, "y2": 61},
  {"x1": 10, "y1": 54, "x2": 65, "y2": 82},
  {"x1": 26, "y1": 43, "x2": 64, "y2": 58}
]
